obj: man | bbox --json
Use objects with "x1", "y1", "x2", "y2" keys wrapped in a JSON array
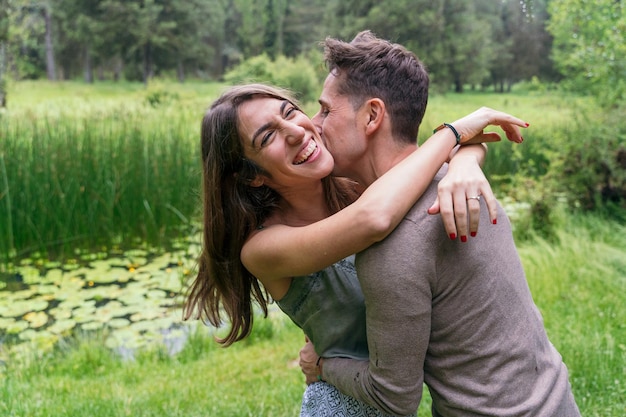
[{"x1": 300, "y1": 31, "x2": 580, "y2": 416}]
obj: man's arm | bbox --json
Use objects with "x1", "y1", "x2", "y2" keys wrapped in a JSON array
[{"x1": 323, "y1": 217, "x2": 436, "y2": 415}]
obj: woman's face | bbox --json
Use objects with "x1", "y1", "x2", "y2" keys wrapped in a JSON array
[{"x1": 238, "y1": 97, "x2": 335, "y2": 190}]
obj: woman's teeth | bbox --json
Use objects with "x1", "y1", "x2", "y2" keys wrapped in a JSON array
[{"x1": 294, "y1": 141, "x2": 317, "y2": 165}]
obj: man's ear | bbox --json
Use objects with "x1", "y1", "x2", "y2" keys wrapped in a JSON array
[{"x1": 364, "y1": 98, "x2": 385, "y2": 136}]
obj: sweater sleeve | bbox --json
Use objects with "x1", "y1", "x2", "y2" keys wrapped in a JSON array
[{"x1": 323, "y1": 215, "x2": 435, "y2": 416}]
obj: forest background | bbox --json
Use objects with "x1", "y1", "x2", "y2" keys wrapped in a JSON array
[{"x1": 0, "y1": 0, "x2": 625, "y2": 416}]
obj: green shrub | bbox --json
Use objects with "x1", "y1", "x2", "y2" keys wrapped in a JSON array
[
  {"x1": 223, "y1": 53, "x2": 320, "y2": 102},
  {"x1": 550, "y1": 108, "x2": 626, "y2": 216}
]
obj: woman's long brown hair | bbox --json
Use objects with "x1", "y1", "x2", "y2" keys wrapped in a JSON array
[{"x1": 183, "y1": 84, "x2": 356, "y2": 346}]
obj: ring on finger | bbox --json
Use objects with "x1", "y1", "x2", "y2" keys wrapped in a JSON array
[{"x1": 466, "y1": 195, "x2": 481, "y2": 201}]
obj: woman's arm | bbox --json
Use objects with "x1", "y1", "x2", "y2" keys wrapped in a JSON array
[{"x1": 242, "y1": 108, "x2": 527, "y2": 282}]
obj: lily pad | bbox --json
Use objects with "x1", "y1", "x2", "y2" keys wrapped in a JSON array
[
  {"x1": 19, "y1": 266, "x2": 41, "y2": 285},
  {"x1": 72, "y1": 305, "x2": 97, "y2": 323},
  {"x1": 23, "y1": 311, "x2": 48, "y2": 328},
  {"x1": 0, "y1": 299, "x2": 48, "y2": 318},
  {"x1": 47, "y1": 319, "x2": 77, "y2": 334},
  {"x1": 80, "y1": 321, "x2": 104, "y2": 331},
  {"x1": 42, "y1": 268, "x2": 64, "y2": 284},
  {"x1": 0, "y1": 317, "x2": 16, "y2": 330},
  {"x1": 130, "y1": 307, "x2": 164, "y2": 322},
  {"x1": 48, "y1": 307, "x2": 73, "y2": 320},
  {"x1": 6, "y1": 321, "x2": 29, "y2": 334},
  {"x1": 107, "y1": 318, "x2": 131, "y2": 329}
]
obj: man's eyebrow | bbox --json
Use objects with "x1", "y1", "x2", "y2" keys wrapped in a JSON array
[{"x1": 251, "y1": 100, "x2": 289, "y2": 148}]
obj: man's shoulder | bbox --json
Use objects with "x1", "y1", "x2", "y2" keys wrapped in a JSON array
[{"x1": 404, "y1": 175, "x2": 444, "y2": 223}]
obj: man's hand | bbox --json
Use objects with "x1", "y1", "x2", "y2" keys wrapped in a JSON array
[{"x1": 299, "y1": 336, "x2": 321, "y2": 385}]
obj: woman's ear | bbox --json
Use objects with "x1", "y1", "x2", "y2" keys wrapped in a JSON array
[
  {"x1": 233, "y1": 171, "x2": 264, "y2": 187},
  {"x1": 250, "y1": 175, "x2": 265, "y2": 187}
]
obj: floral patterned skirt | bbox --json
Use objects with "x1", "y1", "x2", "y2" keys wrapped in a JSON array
[{"x1": 300, "y1": 381, "x2": 415, "y2": 417}]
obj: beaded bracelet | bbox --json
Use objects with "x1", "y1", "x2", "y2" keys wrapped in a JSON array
[{"x1": 433, "y1": 122, "x2": 461, "y2": 145}]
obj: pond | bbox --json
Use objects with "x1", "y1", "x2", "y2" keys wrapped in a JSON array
[{"x1": 0, "y1": 238, "x2": 203, "y2": 360}]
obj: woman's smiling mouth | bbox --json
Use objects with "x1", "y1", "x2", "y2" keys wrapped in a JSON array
[{"x1": 293, "y1": 140, "x2": 318, "y2": 165}]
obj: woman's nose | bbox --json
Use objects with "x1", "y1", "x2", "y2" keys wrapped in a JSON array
[{"x1": 285, "y1": 121, "x2": 306, "y2": 145}]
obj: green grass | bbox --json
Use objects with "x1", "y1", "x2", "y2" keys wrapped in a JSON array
[
  {"x1": 520, "y1": 214, "x2": 626, "y2": 415},
  {"x1": 1, "y1": 213, "x2": 624, "y2": 416},
  {"x1": 1, "y1": 80, "x2": 228, "y2": 260},
  {"x1": 0, "y1": 316, "x2": 306, "y2": 416}
]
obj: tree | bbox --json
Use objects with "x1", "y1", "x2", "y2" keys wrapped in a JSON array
[
  {"x1": 232, "y1": 0, "x2": 269, "y2": 57},
  {"x1": 548, "y1": 0, "x2": 626, "y2": 105},
  {"x1": 327, "y1": 0, "x2": 496, "y2": 92},
  {"x1": 0, "y1": 0, "x2": 9, "y2": 106},
  {"x1": 54, "y1": 0, "x2": 104, "y2": 82},
  {"x1": 161, "y1": 0, "x2": 227, "y2": 82},
  {"x1": 42, "y1": 1, "x2": 55, "y2": 80}
]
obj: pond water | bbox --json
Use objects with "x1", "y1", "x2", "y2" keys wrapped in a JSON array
[{"x1": 0, "y1": 239, "x2": 204, "y2": 360}]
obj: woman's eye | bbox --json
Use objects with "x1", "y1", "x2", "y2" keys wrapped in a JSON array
[
  {"x1": 285, "y1": 106, "x2": 298, "y2": 118},
  {"x1": 260, "y1": 132, "x2": 272, "y2": 146}
]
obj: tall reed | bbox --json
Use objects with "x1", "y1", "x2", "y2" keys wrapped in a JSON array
[{"x1": 0, "y1": 95, "x2": 205, "y2": 260}]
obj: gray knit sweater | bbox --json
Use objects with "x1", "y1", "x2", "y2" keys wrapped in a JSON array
[{"x1": 323, "y1": 175, "x2": 581, "y2": 417}]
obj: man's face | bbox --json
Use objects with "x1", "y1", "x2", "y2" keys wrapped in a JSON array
[{"x1": 312, "y1": 72, "x2": 367, "y2": 179}]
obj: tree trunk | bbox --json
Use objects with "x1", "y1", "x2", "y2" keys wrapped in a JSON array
[
  {"x1": 177, "y1": 59, "x2": 185, "y2": 83},
  {"x1": 454, "y1": 74, "x2": 463, "y2": 93},
  {"x1": 84, "y1": 47, "x2": 93, "y2": 83},
  {"x1": 0, "y1": 0, "x2": 7, "y2": 107},
  {"x1": 113, "y1": 56, "x2": 122, "y2": 81},
  {"x1": 0, "y1": 43, "x2": 6, "y2": 108},
  {"x1": 44, "y1": 6, "x2": 56, "y2": 81},
  {"x1": 142, "y1": 43, "x2": 152, "y2": 85}
]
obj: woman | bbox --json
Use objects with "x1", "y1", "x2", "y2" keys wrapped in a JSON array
[{"x1": 183, "y1": 84, "x2": 526, "y2": 415}]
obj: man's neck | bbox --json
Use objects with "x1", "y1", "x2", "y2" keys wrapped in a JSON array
[{"x1": 355, "y1": 141, "x2": 418, "y2": 188}]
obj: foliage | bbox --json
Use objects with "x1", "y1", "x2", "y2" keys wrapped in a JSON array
[
  {"x1": 2, "y1": 0, "x2": 559, "y2": 93},
  {"x1": 223, "y1": 53, "x2": 321, "y2": 102},
  {"x1": 547, "y1": 0, "x2": 626, "y2": 107},
  {"x1": 549, "y1": 107, "x2": 626, "y2": 215}
]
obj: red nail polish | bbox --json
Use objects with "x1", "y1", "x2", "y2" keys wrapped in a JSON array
[
  {"x1": 470, "y1": 232, "x2": 477, "y2": 237},
  {"x1": 449, "y1": 233, "x2": 456, "y2": 240},
  {"x1": 461, "y1": 236, "x2": 467, "y2": 242},
  {"x1": 525, "y1": 122, "x2": 530, "y2": 127},
  {"x1": 492, "y1": 219, "x2": 497, "y2": 225}
]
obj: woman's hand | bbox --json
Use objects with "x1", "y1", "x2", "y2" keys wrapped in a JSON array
[
  {"x1": 454, "y1": 107, "x2": 527, "y2": 145},
  {"x1": 429, "y1": 107, "x2": 527, "y2": 240},
  {"x1": 428, "y1": 146, "x2": 496, "y2": 241}
]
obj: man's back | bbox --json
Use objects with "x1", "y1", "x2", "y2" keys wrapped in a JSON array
[{"x1": 350, "y1": 171, "x2": 580, "y2": 416}]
